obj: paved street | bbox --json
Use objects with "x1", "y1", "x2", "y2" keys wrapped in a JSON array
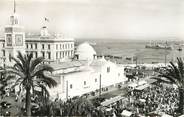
[{"x1": 88, "y1": 76, "x2": 153, "y2": 100}]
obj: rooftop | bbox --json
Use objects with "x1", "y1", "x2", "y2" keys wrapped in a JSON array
[
  {"x1": 75, "y1": 42, "x2": 96, "y2": 55},
  {"x1": 26, "y1": 33, "x2": 74, "y2": 42},
  {"x1": 50, "y1": 60, "x2": 88, "y2": 70}
]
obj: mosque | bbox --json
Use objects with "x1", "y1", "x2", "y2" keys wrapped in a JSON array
[
  {"x1": 48, "y1": 42, "x2": 127, "y2": 99},
  {"x1": 0, "y1": 1, "x2": 128, "y2": 99}
]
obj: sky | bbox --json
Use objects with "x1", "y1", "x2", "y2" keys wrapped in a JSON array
[{"x1": 0, "y1": 0, "x2": 184, "y2": 40}]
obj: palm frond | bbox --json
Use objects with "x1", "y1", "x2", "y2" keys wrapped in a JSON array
[
  {"x1": 11, "y1": 77, "x2": 24, "y2": 89},
  {"x1": 30, "y1": 57, "x2": 44, "y2": 73},
  {"x1": 26, "y1": 52, "x2": 33, "y2": 73},
  {"x1": 169, "y1": 62, "x2": 181, "y2": 81},
  {"x1": 31, "y1": 64, "x2": 54, "y2": 77},
  {"x1": 152, "y1": 77, "x2": 172, "y2": 84},
  {"x1": 17, "y1": 51, "x2": 26, "y2": 69},
  {"x1": 37, "y1": 73, "x2": 57, "y2": 88},
  {"x1": 156, "y1": 57, "x2": 184, "y2": 88},
  {"x1": 6, "y1": 69, "x2": 25, "y2": 79},
  {"x1": 11, "y1": 56, "x2": 24, "y2": 72},
  {"x1": 177, "y1": 57, "x2": 184, "y2": 82}
]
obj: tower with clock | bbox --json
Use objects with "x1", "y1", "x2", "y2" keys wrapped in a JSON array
[{"x1": 4, "y1": 0, "x2": 25, "y2": 65}]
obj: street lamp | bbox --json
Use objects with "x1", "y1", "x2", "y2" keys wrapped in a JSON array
[
  {"x1": 99, "y1": 74, "x2": 101, "y2": 98},
  {"x1": 66, "y1": 80, "x2": 68, "y2": 100}
]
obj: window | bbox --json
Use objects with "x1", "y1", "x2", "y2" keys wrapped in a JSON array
[
  {"x1": 107, "y1": 67, "x2": 110, "y2": 73},
  {"x1": 60, "y1": 44, "x2": 62, "y2": 49},
  {"x1": 26, "y1": 44, "x2": 28, "y2": 49},
  {"x1": 70, "y1": 84, "x2": 73, "y2": 89},
  {"x1": 48, "y1": 44, "x2": 50, "y2": 50},
  {"x1": 68, "y1": 51, "x2": 70, "y2": 57},
  {"x1": 9, "y1": 53, "x2": 11, "y2": 62},
  {"x1": 75, "y1": 55, "x2": 79, "y2": 59},
  {"x1": 63, "y1": 52, "x2": 64, "y2": 57},
  {"x1": 42, "y1": 52, "x2": 45, "y2": 58},
  {"x1": 48, "y1": 52, "x2": 51, "y2": 59},
  {"x1": 35, "y1": 44, "x2": 37, "y2": 49},
  {"x1": 56, "y1": 52, "x2": 58, "y2": 59},
  {"x1": 3, "y1": 43, "x2": 5, "y2": 48},
  {"x1": 31, "y1": 44, "x2": 33, "y2": 49},
  {"x1": 35, "y1": 52, "x2": 38, "y2": 58},
  {"x1": 84, "y1": 81, "x2": 86, "y2": 85},
  {"x1": 71, "y1": 50, "x2": 73, "y2": 56},
  {"x1": 56, "y1": 44, "x2": 58, "y2": 50},
  {"x1": 2, "y1": 50, "x2": 5, "y2": 56},
  {"x1": 95, "y1": 78, "x2": 97, "y2": 82},
  {"x1": 60, "y1": 52, "x2": 62, "y2": 58},
  {"x1": 42, "y1": 44, "x2": 44, "y2": 49}
]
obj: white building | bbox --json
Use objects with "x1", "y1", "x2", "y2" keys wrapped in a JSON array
[
  {"x1": 25, "y1": 27, "x2": 74, "y2": 63},
  {"x1": 49, "y1": 42, "x2": 127, "y2": 99},
  {"x1": 0, "y1": 1, "x2": 128, "y2": 100},
  {"x1": 0, "y1": 2, "x2": 75, "y2": 66},
  {"x1": 75, "y1": 42, "x2": 97, "y2": 61}
]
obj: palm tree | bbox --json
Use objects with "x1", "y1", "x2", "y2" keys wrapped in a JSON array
[
  {"x1": 0, "y1": 66, "x2": 6, "y2": 95},
  {"x1": 155, "y1": 57, "x2": 184, "y2": 114},
  {"x1": 6, "y1": 51, "x2": 57, "y2": 116}
]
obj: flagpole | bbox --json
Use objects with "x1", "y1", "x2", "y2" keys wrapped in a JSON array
[{"x1": 14, "y1": 0, "x2": 16, "y2": 13}]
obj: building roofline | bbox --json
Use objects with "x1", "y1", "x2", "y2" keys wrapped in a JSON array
[{"x1": 25, "y1": 39, "x2": 74, "y2": 43}]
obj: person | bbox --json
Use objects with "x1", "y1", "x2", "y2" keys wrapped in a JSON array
[
  {"x1": 15, "y1": 95, "x2": 18, "y2": 102},
  {"x1": 5, "y1": 111, "x2": 10, "y2": 116}
]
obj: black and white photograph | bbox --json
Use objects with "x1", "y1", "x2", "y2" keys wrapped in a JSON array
[{"x1": 0, "y1": 0, "x2": 184, "y2": 116}]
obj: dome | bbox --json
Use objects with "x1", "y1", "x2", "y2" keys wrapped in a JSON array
[
  {"x1": 76, "y1": 42, "x2": 96, "y2": 55},
  {"x1": 75, "y1": 42, "x2": 96, "y2": 60}
]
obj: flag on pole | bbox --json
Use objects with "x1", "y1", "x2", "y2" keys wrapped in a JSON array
[
  {"x1": 14, "y1": 0, "x2": 16, "y2": 13},
  {"x1": 45, "y1": 17, "x2": 49, "y2": 22}
]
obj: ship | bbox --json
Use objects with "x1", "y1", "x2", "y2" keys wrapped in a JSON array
[
  {"x1": 177, "y1": 46, "x2": 182, "y2": 51},
  {"x1": 145, "y1": 41, "x2": 173, "y2": 50}
]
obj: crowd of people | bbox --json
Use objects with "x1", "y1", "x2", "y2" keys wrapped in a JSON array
[
  {"x1": 100, "y1": 82, "x2": 179, "y2": 117},
  {"x1": 127, "y1": 83, "x2": 179, "y2": 116},
  {"x1": 0, "y1": 64, "x2": 182, "y2": 116},
  {"x1": 0, "y1": 82, "x2": 181, "y2": 116}
]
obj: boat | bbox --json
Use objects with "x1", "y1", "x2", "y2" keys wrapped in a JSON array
[
  {"x1": 145, "y1": 41, "x2": 172, "y2": 50},
  {"x1": 125, "y1": 56, "x2": 137, "y2": 61},
  {"x1": 177, "y1": 46, "x2": 182, "y2": 51}
]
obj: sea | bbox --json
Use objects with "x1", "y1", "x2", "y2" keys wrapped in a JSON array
[{"x1": 76, "y1": 39, "x2": 184, "y2": 64}]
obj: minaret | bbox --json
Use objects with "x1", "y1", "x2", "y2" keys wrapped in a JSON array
[
  {"x1": 40, "y1": 17, "x2": 50, "y2": 37},
  {"x1": 14, "y1": 0, "x2": 16, "y2": 13},
  {"x1": 10, "y1": 0, "x2": 18, "y2": 25},
  {"x1": 4, "y1": 0, "x2": 25, "y2": 66}
]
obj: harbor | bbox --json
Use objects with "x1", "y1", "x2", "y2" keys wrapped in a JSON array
[
  {"x1": 0, "y1": 0, "x2": 184, "y2": 116},
  {"x1": 76, "y1": 39, "x2": 184, "y2": 64}
]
